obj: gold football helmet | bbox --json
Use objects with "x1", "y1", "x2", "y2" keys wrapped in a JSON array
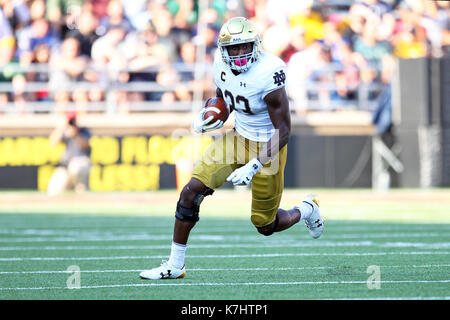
[{"x1": 217, "y1": 17, "x2": 261, "y2": 72}]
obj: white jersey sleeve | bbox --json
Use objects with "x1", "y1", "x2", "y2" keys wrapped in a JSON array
[{"x1": 260, "y1": 55, "x2": 287, "y2": 99}]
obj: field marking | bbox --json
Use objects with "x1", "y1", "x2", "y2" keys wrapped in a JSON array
[
  {"x1": 2, "y1": 241, "x2": 450, "y2": 251},
  {"x1": 1, "y1": 264, "x2": 449, "y2": 275},
  {"x1": 1, "y1": 251, "x2": 449, "y2": 262},
  {"x1": 335, "y1": 297, "x2": 450, "y2": 300},
  {"x1": 0, "y1": 225, "x2": 449, "y2": 235},
  {"x1": 1, "y1": 232, "x2": 448, "y2": 243},
  {"x1": 1, "y1": 279, "x2": 449, "y2": 291},
  {"x1": 0, "y1": 240, "x2": 376, "y2": 251}
]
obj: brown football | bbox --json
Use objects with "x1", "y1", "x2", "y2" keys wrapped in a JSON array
[{"x1": 203, "y1": 97, "x2": 229, "y2": 124}]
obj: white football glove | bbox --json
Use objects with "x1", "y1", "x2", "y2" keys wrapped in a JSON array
[
  {"x1": 193, "y1": 108, "x2": 224, "y2": 133},
  {"x1": 227, "y1": 158, "x2": 263, "y2": 186}
]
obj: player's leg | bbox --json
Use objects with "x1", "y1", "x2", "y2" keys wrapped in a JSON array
[
  {"x1": 254, "y1": 199, "x2": 324, "y2": 238},
  {"x1": 173, "y1": 177, "x2": 213, "y2": 245},
  {"x1": 251, "y1": 145, "x2": 288, "y2": 236},
  {"x1": 140, "y1": 131, "x2": 238, "y2": 280},
  {"x1": 47, "y1": 166, "x2": 70, "y2": 196},
  {"x1": 139, "y1": 177, "x2": 214, "y2": 280},
  {"x1": 294, "y1": 194, "x2": 324, "y2": 239},
  {"x1": 67, "y1": 156, "x2": 90, "y2": 193},
  {"x1": 258, "y1": 198, "x2": 324, "y2": 238},
  {"x1": 250, "y1": 143, "x2": 323, "y2": 238}
]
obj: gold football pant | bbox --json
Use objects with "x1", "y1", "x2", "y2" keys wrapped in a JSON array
[{"x1": 191, "y1": 130, "x2": 287, "y2": 227}]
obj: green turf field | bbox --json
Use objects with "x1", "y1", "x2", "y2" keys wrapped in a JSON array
[{"x1": 0, "y1": 190, "x2": 449, "y2": 300}]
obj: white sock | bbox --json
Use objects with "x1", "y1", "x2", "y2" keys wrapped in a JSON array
[
  {"x1": 168, "y1": 241, "x2": 187, "y2": 269},
  {"x1": 297, "y1": 201, "x2": 314, "y2": 222}
]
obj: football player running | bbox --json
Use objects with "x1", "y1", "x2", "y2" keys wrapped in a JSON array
[{"x1": 140, "y1": 17, "x2": 324, "y2": 280}]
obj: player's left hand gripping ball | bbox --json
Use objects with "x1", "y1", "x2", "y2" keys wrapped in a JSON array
[
  {"x1": 193, "y1": 98, "x2": 229, "y2": 133},
  {"x1": 227, "y1": 158, "x2": 263, "y2": 186},
  {"x1": 193, "y1": 108, "x2": 221, "y2": 133}
]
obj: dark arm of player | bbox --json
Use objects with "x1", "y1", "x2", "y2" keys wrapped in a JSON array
[
  {"x1": 215, "y1": 87, "x2": 233, "y2": 113},
  {"x1": 216, "y1": 87, "x2": 223, "y2": 98},
  {"x1": 257, "y1": 87, "x2": 291, "y2": 165}
]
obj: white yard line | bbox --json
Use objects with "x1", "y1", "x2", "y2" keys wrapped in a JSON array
[
  {"x1": 1, "y1": 264, "x2": 449, "y2": 275},
  {"x1": 0, "y1": 232, "x2": 448, "y2": 243},
  {"x1": 1, "y1": 279, "x2": 449, "y2": 291},
  {"x1": 2, "y1": 241, "x2": 450, "y2": 251},
  {"x1": 0, "y1": 251, "x2": 449, "y2": 262},
  {"x1": 0, "y1": 225, "x2": 448, "y2": 235},
  {"x1": 335, "y1": 297, "x2": 450, "y2": 300}
]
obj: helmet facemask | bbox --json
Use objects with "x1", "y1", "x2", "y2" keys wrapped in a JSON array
[
  {"x1": 220, "y1": 39, "x2": 260, "y2": 72},
  {"x1": 217, "y1": 17, "x2": 261, "y2": 73}
]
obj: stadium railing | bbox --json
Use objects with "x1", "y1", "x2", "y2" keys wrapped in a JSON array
[{"x1": 0, "y1": 62, "x2": 385, "y2": 115}]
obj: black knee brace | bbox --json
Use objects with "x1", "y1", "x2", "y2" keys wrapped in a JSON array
[{"x1": 175, "y1": 187, "x2": 214, "y2": 223}]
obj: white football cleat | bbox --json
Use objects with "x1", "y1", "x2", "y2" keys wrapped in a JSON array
[
  {"x1": 139, "y1": 261, "x2": 186, "y2": 280},
  {"x1": 301, "y1": 194, "x2": 324, "y2": 239}
]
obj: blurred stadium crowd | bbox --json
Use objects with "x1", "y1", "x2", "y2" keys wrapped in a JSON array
[{"x1": 0, "y1": 0, "x2": 449, "y2": 116}]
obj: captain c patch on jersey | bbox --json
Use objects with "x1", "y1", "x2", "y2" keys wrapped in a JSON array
[{"x1": 273, "y1": 70, "x2": 286, "y2": 86}]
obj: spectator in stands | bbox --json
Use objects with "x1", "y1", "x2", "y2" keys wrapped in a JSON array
[
  {"x1": 28, "y1": 43, "x2": 51, "y2": 102},
  {"x1": 278, "y1": 25, "x2": 307, "y2": 63},
  {"x1": 119, "y1": 0, "x2": 147, "y2": 25},
  {"x1": 53, "y1": 87, "x2": 71, "y2": 114},
  {"x1": 0, "y1": 6, "x2": 29, "y2": 112},
  {"x1": 420, "y1": 0, "x2": 447, "y2": 57},
  {"x1": 128, "y1": 23, "x2": 166, "y2": 71},
  {"x1": 204, "y1": 23, "x2": 219, "y2": 63},
  {"x1": 88, "y1": 87, "x2": 105, "y2": 108},
  {"x1": 11, "y1": 73, "x2": 28, "y2": 112},
  {"x1": 0, "y1": 6, "x2": 22, "y2": 112},
  {"x1": 391, "y1": 1, "x2": 428, "y2": 58},
  {"x1": 351, "y1": 0, "x2": 395, "y2": 40},
  {"x1": 353, "y1": 14, "x2": 392, "y2": 66},
  {"x1": 92, "y1": 23, "x2": 136, "y2": 111},
  {"x1": 0, "y1": 7, "x2": 15, "y2": 68},
  {"x1": 97, "y1": 0, "x2": 134, "y2": 37},
  {"x1": 45, "y1": 0, "x2": 83, "y2": 38},
  {"x1": 332, "y1": 40, "x2": 360, "y2": 99},
  {"x1": 0, "y1": 0, "x2": 448, "y2": 115},
  {"x1": 306, "y1": 43, "x2": 344, "y2": 111},
  {"x1": 261, "y1": 22, "x2": 292, "y2": 59},
  {"x1": 17, "y1": 0, "x2": 60, "y2": 64},
  {"x1": 71, "y1": 87, "x2": 89, "y2": 114},
  {"x1": 352, "y1": 13, "x2": 392, "y2": 89},
  {"x1": 152, "y1": 5, "x2": 181, "y2": 63},
  {"x1": 436, "y1": 0, "x2": 450, "y2": 53},
  {"x1": 156, "y1": 65, "x2": 183, "y2": 104},
  {"x1": 47, "y1": 112, "x2": 91, "y2": 195},
  {"x1": 131, "y1": 0, "x2": 155, "y2": 32},
  {"x1": 287, "y1": 39, "x2": 323, "y2": 114},
  {"x1": 167, "y1": 0, "x2": 197, "y2": 29},
  {"x1": 49, "y1": 35, "x2": 90, "y2": 114},
  {"x1": 177, "y1": 40, "x2": 196, "y2": 81},
  {"x1": 91, "y1": 24, "x2": 129, "y2": 72},
  {"x1": 0, "y1": 91, "x2": 7, "y2": 110},
  {"x1": 325, "y1": 19, "x2": 360, "y2": 104},
  {"x1": 29, "y1": 0, "x2": 46, "y2": 20},
  {"x1": 66, "y1": 9, "x2": 99, "y2": 57},
  {"x1": 90, "y1": 0, "x2": 109, "y2": 20},
  {"x1": 288, "y1": 1, "x2": 325, "y2": 45},
  {"x1": 49, "y1": 35, "x2": 88, "y2": 87},
  {"x1": 0, "y1": 0, "x2": 31, "y2": 32}
]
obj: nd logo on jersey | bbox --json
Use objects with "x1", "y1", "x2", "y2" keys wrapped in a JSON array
[{"x1": 273, "y1": 70, "x2": 286, "y2": 86}]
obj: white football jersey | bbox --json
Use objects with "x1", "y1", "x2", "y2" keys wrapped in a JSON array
[{"x1": 213, "y1": 49, "x2": 287, "y2": 142}]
